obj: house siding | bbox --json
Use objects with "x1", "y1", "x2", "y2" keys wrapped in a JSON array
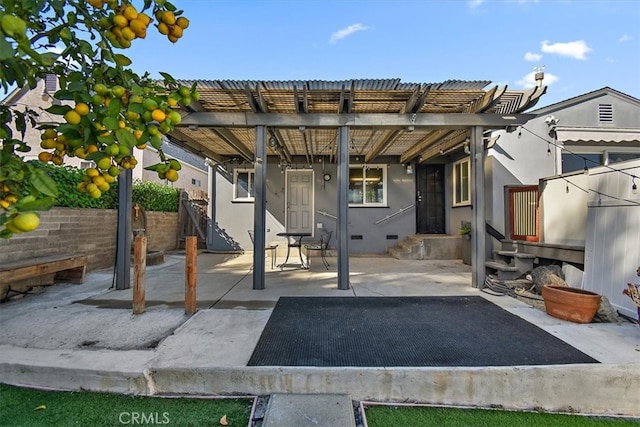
[{"x1": 211, "y1": 159, "x2": 415, "y2": 254}]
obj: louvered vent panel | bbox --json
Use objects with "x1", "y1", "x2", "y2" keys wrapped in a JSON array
[{"x1": 598, "y1": 104, "x2": 613, "y2": 123}]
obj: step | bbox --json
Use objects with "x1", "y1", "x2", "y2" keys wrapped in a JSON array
[
  {"x1": 485, "y1": 261, "x2": 523, "y2": 281},
  {"x1": 496, "y1": 251, "x2": 536, "y2": 259},
  {"x1": 262, "y1": 394, "x2": 356, "y2": 427}
]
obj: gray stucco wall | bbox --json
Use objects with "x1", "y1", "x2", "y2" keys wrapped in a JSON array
[
  {"x1": 212, "y1": 158, "x2": 415, "y2": 254},
  {"x1": 485, "y1": 90, "x2": 640, "y2": 243}
]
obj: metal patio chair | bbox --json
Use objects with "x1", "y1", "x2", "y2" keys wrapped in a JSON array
[
  {"x1": 304, "y1": 230, "x2": 332, "y2": 270},
  {"x1": 248, "y1": 230, "x2": 279, "y2": 269}
]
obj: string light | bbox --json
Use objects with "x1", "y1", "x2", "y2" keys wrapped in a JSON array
[
  {"x1": 547, "y1": 144, "x2": 551, "y2": 156},
  {"x1": 633, "y1": 176, "x2": 638, "y2": 194}
]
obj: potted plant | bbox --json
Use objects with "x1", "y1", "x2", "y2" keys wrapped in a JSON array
[{"x1": 459, "y1": 221, "x2": 471, "y2": 265}]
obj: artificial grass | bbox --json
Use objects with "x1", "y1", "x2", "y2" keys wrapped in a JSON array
[
  {"x1": 0, "y1": 383, "x2": 252, "y2": 427},
  {"x1": 365, "y1": 405, "x2": 639, "y2": 427}
]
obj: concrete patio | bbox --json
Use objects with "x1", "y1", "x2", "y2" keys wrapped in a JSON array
[{"x1": 0, "y1": 251, "x2": 639, "y2": 417}]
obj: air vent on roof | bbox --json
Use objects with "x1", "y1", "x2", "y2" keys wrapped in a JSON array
[{"x1": 598, "y1": 104, "x2": 613, "y2": 123}]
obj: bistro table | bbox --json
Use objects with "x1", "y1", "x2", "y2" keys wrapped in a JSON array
[{"x1": 276, "y1": 232, "x2": 312, "y2": 269}]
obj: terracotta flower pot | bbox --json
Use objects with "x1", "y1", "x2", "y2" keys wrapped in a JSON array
[{"x1": 542, "y1": 285, "x2": 602, "y2": 324}]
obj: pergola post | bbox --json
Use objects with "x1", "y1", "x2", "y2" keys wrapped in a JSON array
[
  {"x1": 470, "y1": 125, "x2": 486, "y2": 288},
  {"x1": 115, "y1": 168, "x2": 132, "y2": 290},
  {"x1": 252, "y1": 125, "x2": 267, "y2": 290},
  {"x1": 337, "y1": 126, "x2": 350, "y2": 290}
]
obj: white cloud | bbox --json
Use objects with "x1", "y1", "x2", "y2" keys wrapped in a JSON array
[
  {"x1": 516, "y1": 71, "x2": 559, "y2": 89},
  {"x1": 619, "y1": 34, "x2": 632, "y2": 42},
  {"x1": 329, "y1": 23, "x2": 370, "y2": 43},
  {"x1": 468, "y1": 0, "x2": 484, "y2": 8},
  {"x1": 541, "y1": 40, "x2": 592, "y2": 60},
  {"x1": 524, "y1": 52, "x2": 542, "y2": 62}
]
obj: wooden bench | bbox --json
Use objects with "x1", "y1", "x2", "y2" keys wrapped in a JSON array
[{"x1": 0, "y1": 254, "x2": 88, "y2": 300}]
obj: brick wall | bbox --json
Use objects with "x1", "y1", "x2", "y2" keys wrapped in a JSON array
[{"x1": 0, "y1": 207, "x2": 178, "y2": 271}]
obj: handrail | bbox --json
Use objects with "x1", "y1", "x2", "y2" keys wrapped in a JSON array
[
  {"x1": 317, "y1": 210, "x2": 337, "y2": 220},
  {"x1": 374, "y1": 203, "x2": 415, "y2": 225}
]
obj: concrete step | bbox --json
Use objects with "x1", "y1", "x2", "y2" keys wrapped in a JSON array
[
  {"x1": 485, "y1": 261, "x2": 523, "y2": 281},
  {"x1": 262, "y1": 394, "x2": 356, "y2": 427},
  {"x1": 493, "y1": 250, "x2": 536, "y2": 272},
  {"x1": 387, "y1": 234, "x2": 462, "y2": 260}
]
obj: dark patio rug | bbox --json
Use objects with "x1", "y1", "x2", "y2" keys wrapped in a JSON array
[{"x1": 247, "y1": 296, "x2": 599, "y2": 367}]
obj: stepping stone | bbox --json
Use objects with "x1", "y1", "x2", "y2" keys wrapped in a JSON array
[{"x1": 263, "y1": 394, "x2": 356, "y2": 427}]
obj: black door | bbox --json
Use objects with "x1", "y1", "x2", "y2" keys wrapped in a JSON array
[{"x1": 416, "y1": 165, "x2": 445, "y2": 234}]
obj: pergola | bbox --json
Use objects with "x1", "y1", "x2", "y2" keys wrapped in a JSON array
[{"x1": 117, "y1": 78, "x2": 546, "y2": 291}]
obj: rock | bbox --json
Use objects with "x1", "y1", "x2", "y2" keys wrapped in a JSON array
[
  {"x1": 530, "y1": 265, "x2": 566, "y2": 294},
  {"x1": 592, "y1": 295, "x2": 620, "y2": 323}
]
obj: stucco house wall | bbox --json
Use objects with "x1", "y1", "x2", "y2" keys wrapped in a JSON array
[
  {"x1": 211, "y1": 158, "x2": 415, "y2": 254},
  {"x1": 486, "y1": 88, "x2": 640, "y2": 245}
]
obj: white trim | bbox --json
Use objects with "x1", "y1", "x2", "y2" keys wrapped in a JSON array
[
  {"x1": 452, "y1": 157, "x2": 471, "y2": 207},
  {"x1": 233, "y1": 168, "x2": 255, "y2": 202},
  {"x1": 348, "y1": 164, "x2": 387, "y2": 207},
  {"x1": 284, "y1": 169, "x2": 315, "y2": 235}
]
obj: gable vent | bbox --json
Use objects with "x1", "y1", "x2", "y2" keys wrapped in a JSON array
[
  {"x1": 44, "y1": 74, "x2": 57, "y2": 94},
  {"x1": 598, "y1": 104, "x2": 613, "y2": 123}
]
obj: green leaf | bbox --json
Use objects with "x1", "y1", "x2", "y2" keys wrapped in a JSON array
[
  {"x1": 30, "y1": 170, "x2": 59, "y2": 197},
  {"x1": 159, "y1": 72, "x2": 176, "y2": 84},
  {"x1": 103, "y1": 116, "x2": 119, "y2": 130},
  {"x1": 108, "y1": 98, "x2": 122, "y2": 116},
  {"x1": 115, "y1": 128, "x2": 136, "y2": 148},
  {"x1": 68, "y1": 81, "x2": 85, "y2": 92},
  {"x1": 0, "y1": 37, "x2": 14, "y2": 61},
  {"x1": 46, "y1": 104, "x2": 72, "y2": 115},
  {"x1": 144, "y1": 163, "x2": 161, "y2": 172},
  {"x1": 114, "y1": 54, "x2": 131, "y2": 67},
  {"x1": 53, "y1": 90, "x2": 75, "y2": 101},
  {"x1": 19, "y1": 197, "x2": 56, "y2": 212},
  {"x1": 85, "y1": 152, "x2": 106, "y2": 161},
  {"x1": 97, "y1": 133, "x2": 115, "y2": 144}
]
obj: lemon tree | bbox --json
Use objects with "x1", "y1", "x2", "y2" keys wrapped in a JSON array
[{"x1": 0, "y1": 0, "x2": 196, "y2": 238}]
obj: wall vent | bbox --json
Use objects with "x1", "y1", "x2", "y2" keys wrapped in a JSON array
[
  {"x1": 350, "y1": 235, "x2": 363, "y2": 240},
  {"x1": 44, "y1": 74, "x2": 57, "y2": 94},
  {"x1": 598, "y1": 104, "x2": 613, "y2": 123},
  {"x1": 386, "y1": 235, "x2": 398, "y2": 240}
]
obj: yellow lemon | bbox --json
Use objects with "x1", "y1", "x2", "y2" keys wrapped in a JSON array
[
  {"x1": 113, "y1": 14, "x2": 128, "y2": 28},
  {"x1": 157, "y1": 22, "x2": 169, "y2": 35},
  {"x1": 151, "y1": 109, "x2": 166, "y2": 122},
  {"x1": 12, "y1": 212, "x2": 40, "y2": 232},
  {"x1": 123, "y1": 5, "x2": 138, "y2": 21},
  {"x1": 165, "y1": 169, "x2": 179, "y2": 182},
  {"x1": 64, "y1": 110, "x2": 82, "y2": 125},
  {"x1": 176, "y1": 17, "x2": 189, "y2": 29},
  {"x1": 74, "y1": 102, "x2": 90, "y2": 116},
  {"x1": 160, "y1": 11, "x2": 176, "y2": 25}
]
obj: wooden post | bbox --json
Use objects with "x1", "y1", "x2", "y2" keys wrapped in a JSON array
[
  {"x1": 133, "y1": 235, "x2": 147, "y2": 315},
  {"x1": 185, "y1": 236, "x2": 197, "y2": 315}
]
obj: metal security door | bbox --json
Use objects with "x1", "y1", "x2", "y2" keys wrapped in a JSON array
[
  {"x1": 286, "y1": 170, "x2": 314, "y2": 234},
  {"x1": 416, "y1": 165, "x2": 445, "y2": 234}
]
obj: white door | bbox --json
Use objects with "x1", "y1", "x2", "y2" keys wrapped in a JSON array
[{"x1": 286, "y1": 170, "x2": 314, "y2": 234}]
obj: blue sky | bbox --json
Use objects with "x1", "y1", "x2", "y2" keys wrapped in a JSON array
[
  {"x1": 11, "y1": 0, "x2": 640, "y2": 108},
  {"x1": 125, "y1": 0, "x2": 640, "y2": 108}
]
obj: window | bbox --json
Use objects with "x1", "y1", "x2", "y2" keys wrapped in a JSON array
[
  {"x1": 453, "y1": 158, "x2": 470, "y2": 206},
  {"x1": 233, "y1": 169, "x2": 254, "y2": 201},
  {"x1": 80, "y1": 161, "x2": 95, "y2": 169},
  {"x1": 191, "y1": 178, "x2": 201, "y2": 187},
  {"x1": 348, "y1": 165, "x2": 386, "y2": 206},
  {"x1": 608, "y1": 152, "x2": 640, "y2": 165},
  {"x1": 561, "y1": 151, "x2": 640, "y2": 173}
]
